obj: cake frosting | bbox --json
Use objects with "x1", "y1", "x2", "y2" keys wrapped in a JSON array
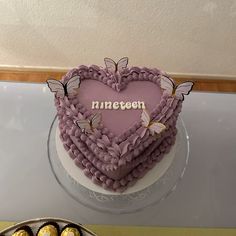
[{"x1": 47, "y1": 57, "x2": 193, "y2": 192}]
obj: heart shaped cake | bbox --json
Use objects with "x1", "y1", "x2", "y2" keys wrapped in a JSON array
[{"x1": 47, "y1": 57, "x2": 193, "y2": 192}]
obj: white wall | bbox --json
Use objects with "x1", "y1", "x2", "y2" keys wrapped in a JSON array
[{"x1": 0, "y1": 0, "x2": 236, "y2": 76}]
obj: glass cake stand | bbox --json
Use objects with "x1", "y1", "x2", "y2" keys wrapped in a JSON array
[{"x1": 47, "y1": 116, "x2": 189, "y2": 214}]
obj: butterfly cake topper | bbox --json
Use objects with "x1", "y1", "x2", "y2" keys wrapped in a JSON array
[
  {"x1": 160, "y1": 76, "x2": 194, "y2": 101},
  {"x1": 104, "y1": 57, "x2": 128, "y2": 74},
  {"x1": 104, "y1": 57, "x2": 129, "y2": 84},
  {"x1": 75, "y1": 113, "x2": 102, "y2": 134},
  {"x1": 47, "y1": 76, "x2": 81, "y2": 98},
  {"x1": 141, "y1": 109, "x2": 166, "y2": 136}
]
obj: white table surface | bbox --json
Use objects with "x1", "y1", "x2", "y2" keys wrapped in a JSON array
[{"x1": 0, "y1": 81, "x2": 236, "y2": 227}]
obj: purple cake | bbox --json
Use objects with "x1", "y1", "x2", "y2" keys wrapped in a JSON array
[{"x1": 47, "y1": 57, "x2": 193, "y2": 192}]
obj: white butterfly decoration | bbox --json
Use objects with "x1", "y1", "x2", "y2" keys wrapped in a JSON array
[
  {"x1": 75, "y1": 113, "x2": 102, "y2": 134},
  {"x1": 141, "y1": 109, "x2": 166, "y2": 136},
  {"x1": 47, "y1": 76, "x2": 81, "y2": 98},
  {"x1": 160, "y1": 76, "x2": 194, "y2": 101},
  {"x1": 104, "y1": 57, "x2": 128, "y2": 74}
]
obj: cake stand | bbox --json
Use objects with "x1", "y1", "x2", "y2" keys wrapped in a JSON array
[{"x1": 47, "y1": 116, "x2": 189, "y2": 214}]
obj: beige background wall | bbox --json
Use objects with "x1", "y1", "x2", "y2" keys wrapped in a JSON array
[{"x1": 0, "y1": 0, "x2": 236, "y2": 76}]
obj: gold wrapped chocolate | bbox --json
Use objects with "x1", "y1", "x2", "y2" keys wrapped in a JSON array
[
  {"x1": 12, "y1": 226, "x2": 32, "y2": 236},
  {"x1": 12, "y1": 229, "x2": 30, "y2": 236},
  {"x1": 37, "y1": 224, "x2": 58, "y2": 236},
  {"x1": 61, "y1": 226, "x2": 81, "y2": 236}
]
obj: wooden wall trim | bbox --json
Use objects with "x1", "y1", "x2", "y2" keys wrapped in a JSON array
[{"x1": 0, "y1": 68, "x2": 236, "y2": 93}]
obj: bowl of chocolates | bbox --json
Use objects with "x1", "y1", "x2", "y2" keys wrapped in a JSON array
[{"x1": 0, "y1": 218, "x2": 97, "y2": 236}]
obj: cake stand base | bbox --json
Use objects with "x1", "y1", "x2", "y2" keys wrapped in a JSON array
[{"x1": 47, "y1": 116, "x2": 189, "y2": 214}]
